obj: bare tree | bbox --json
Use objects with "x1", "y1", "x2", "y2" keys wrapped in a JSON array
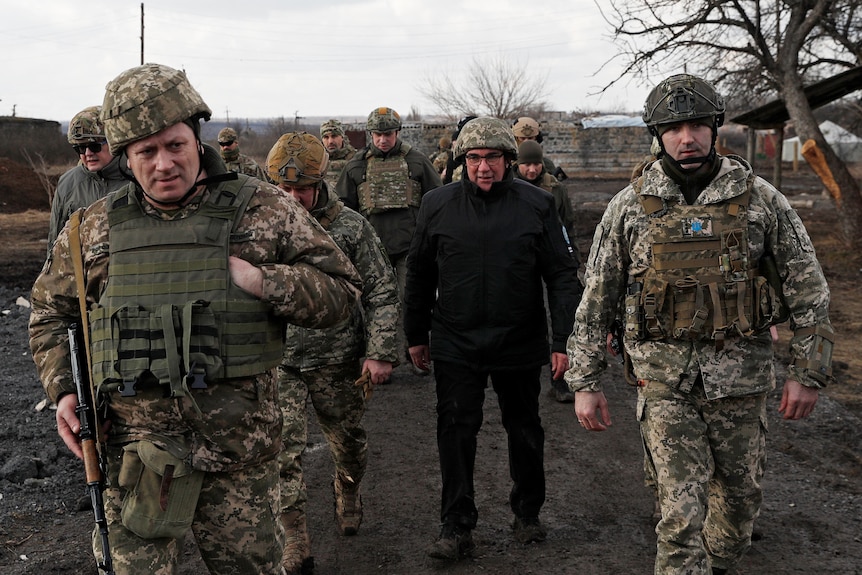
[
  {"x1": 420, "y1": 54, "x2": 549, "y2": 120},
  {"x1": 598, "y1": 0, "x2": 862, "y2": 248},
  {"x1": 21, "y1": 149, "x2": 56, "y2": 205}
]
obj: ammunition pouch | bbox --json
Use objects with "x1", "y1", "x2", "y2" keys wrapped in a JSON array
[
  {"x1": 118, "y1": 440, "x2": 205, "y2": 539},
  {"x1": 626, "y1": 267, "x2": 784, "y2": 346}
]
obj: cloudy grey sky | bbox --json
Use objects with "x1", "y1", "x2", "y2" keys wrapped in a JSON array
[{"x1": 1, "y1": 0, "x2": 650, "y2": 124}]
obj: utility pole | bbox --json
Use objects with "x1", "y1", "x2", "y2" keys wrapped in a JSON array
[
  {"x1": 140, "y1": 3, "x2": 145, "y2": 65},
  {"x1": 294, "y1": 111, "x2": 304, "y2": 131}
]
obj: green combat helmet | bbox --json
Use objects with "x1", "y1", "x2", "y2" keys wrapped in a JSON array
[
  {"x1": 217, "y1": 127, "x2": 238, "y2": 145},
  {"x1": 642, "y1": 74, "x2": 725, "y2": 137},
  {"x1": 100, "y1": 63, "x2": 212, "y2": 155},
  {"x1": 366, "y1": 107, "x2": 402, "y2": 132},
  {"x1": 452, "y1": 117, "x2": 518, "y2": 162},
  {"x1": 266, "y1": 132, "x2": 329, "y2": 187},
  {"x1": 67, "y1": 106, "x2": 105, "y2": 144},
  {"x1": 320, "y1": 119, "x2": 345, "y2": 137}
]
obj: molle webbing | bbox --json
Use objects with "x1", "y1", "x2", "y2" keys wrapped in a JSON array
[
  {"x1": 357, "y1": 144, "x2": 420, "y2": 215},
  {"x1": 635, "y1": 189, "x2": 770, "y2": 346},
  {"x1": 89, "y1": 181, "x2": 283, "y2": 399}
]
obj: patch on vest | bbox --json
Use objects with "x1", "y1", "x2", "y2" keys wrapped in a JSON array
[{"x1": 681, "y1": 216, "x2": 713, "y2": 238}]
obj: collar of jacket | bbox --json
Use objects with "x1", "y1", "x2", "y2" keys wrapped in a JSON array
[
  {"x1": 85, "y1": 154, "x2": 125, "y2": 183},
  {"x1": 367, "y1": 139, "x2": 403, "y2": 159},
  {"x1": 461, "y1": 166, "x2": 515, "y2": 197}
]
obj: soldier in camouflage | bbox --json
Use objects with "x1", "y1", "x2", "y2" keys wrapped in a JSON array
[
  {"x1": 265, "y1": 132, "x2": 399, "y2": 574},
  {"x1": 29, "y1": 63, "x2": 361, "y2": 575},
  {"x1": 511, "y1": 116, "x2": 557, "y2": 176},
  {"x1": 217, "y1": 126, "x2": 267, "y2": 180},
  {"x1": 566, "y1": 74, "x2": 834, "y2": 575},
  {"x1": 319, "y1": 119, "x2": 357, "y2": 190},
  {"x1": 48, "y1": 105, "x2": 127, "y2": 252},
  {"x1": 430, "y1": 135, "x2": 452, "y2": 176},
  {"x1": 336, "y1": 107, "x2": 442, "y2": 374}
]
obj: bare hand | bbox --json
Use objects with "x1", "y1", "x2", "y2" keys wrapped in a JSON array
[
  {"x1": 550, "y1": 352, "x2": 569, "y2": 380},
  {"x1": 229, "y1": 256, "x2": 263, "y2": 298},
  {"x1": 408, "y1": 344, "x2": 430, "y2": 373},
  {"x1": 56, "y1": 393, "x2": 83, "y2": 459},
  {"x1": 362, "y1": 358, "x2": 393, "y2": 386},
  {"x1": 574, "y1": 390, "x2": 612, "y2": 431},
  {"x1": 779, "y1": 378, "x2": 819, "y2": 420}
]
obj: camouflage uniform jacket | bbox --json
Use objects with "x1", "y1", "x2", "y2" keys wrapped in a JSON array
[
  {"x1": 29, "y1": 152, "x2": 362, "y2": 472},
  {"x1": 48, "y1": 156, "x2": 127, "y2": 252},
  {"x1": 431, "y1": 149, "x2": 452, "y2": 175},
  {"x1": 323, "y1": 144, "x2": 357, "y2": 191},
  {"x1": 282, "y1": 185, "x2": 400, "y2": 370},
  {"x1": 225, "y1": 152, "x2": 267, "y2": 181},
  {"x1": 516, "y1": 168, "x2": 577, "y2": 244},
  {"x1": 566, "y1": 156, "x2": 832, "y2": 399},
  {"x1": 336, "y1": 140, "x2": 442, "y2": 260}
]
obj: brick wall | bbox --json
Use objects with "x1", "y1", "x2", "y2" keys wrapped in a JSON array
[{"x1": 346, "y1": 118, "x2": 653, "y2": 175}]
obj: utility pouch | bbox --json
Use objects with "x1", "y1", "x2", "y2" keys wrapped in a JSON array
[
  {"x1": 118, "y1": 441, "x2": 204, "y2": 540},
  {"x1": 624, "y1": 282, "x2": 645, "y2": 340}
]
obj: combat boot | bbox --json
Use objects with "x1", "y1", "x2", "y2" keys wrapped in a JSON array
[
  {"x1": 333, "y1": 473, "x2": 363, "y2": 535},
  {"x1": 280, "y1": 510, "x2": 314, "y2": 575}
]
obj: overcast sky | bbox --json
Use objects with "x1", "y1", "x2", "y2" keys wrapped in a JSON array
[{"x1": 1, "y1": 0, "x2": 652, "y2": 124}]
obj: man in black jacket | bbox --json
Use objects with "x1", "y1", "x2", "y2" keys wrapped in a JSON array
[{"x1": 404, "y1": 117, "x2": 582, "y2": 561}]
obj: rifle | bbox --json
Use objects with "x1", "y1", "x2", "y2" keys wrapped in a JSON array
[{"x1": 68, "y1": 324, "x2": 115, "y2": 575}]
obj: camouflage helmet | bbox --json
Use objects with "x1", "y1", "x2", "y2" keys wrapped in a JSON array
[
  {"x1": 512, "y1": 117, "x2": 541, "y2": 139},
  {"x1": 452, "y1": 117, "x2": 518, "y2": 161},
  {"x1": 101, "y1": 63, "x2": 212, "y2": 155},
  {"x1": 217, "y1": 127, "x2": 238, "y2": 144},
  {"x1": 366, "y1": 107, "x2": 401, "y2": 132},
  {"x1": 320, "y1": 119, "x2": 345, "y2": 137},
  {"x1": 266, "y1": 132, "x2": 329, "y2": 187},
  {"x1": 642, "y1": 74, "x2": 725, "y2": 135},
  {"x1": 438, "y1": 136, "x2": 452, "y2": 149},
  {"x1": 67, "y1": 106, "x2": 105, "y2": 144}
]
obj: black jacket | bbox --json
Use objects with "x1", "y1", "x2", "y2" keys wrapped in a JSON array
[{"x1": 404, "y1": 171, "x2": 581, "y2": 371}]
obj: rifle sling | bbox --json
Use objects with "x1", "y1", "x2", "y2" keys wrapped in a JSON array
[{"x1": 68, "y1": 210, "x2": 105, "y2": 445}]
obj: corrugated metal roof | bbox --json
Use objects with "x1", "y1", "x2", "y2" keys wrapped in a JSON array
[{"x1": 730, "y1": 67, "x2": 862, "y2": 128}]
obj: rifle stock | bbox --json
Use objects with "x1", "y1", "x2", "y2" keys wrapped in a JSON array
[{"x1": 68, "y1": 324, "x2": 114, "y2": 575}]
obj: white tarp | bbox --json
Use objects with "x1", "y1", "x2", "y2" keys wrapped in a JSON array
[
  {"x1": 782, "y1": 120, "x2": 862, "y2": 163},
  {"x1": 580, "y1": 115, "x2": 645, "y2": 128}
]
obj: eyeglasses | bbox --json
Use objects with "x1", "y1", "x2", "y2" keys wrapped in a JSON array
[
  {"x1": 72, "y1": 141, "x2": 106, "y2": 155},
  {"x1": 464, "y1": 152, "x2": 505, "y2": 166},
  {"x1": 218, "y1": 140, "x2": 235, "y2": 147}
]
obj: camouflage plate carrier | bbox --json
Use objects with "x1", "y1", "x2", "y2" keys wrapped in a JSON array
[
  {"x1": 89, "y1": 178, "x2": 284, "y2": 400},
  {"x1": 625, "y1": 172, "x2": 785, "y2": 351},
  {"x1": 357, "y1": 143, "x2": 420, "y2": 216}
]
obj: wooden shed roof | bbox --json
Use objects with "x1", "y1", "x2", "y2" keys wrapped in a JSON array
[{"x1": 730, "y1": 67, "x2": 862, "y2": 128}]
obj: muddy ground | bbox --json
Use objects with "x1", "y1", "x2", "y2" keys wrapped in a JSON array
[{"x1": 1, "y1": 157, "x2": 861, "y2": 574}]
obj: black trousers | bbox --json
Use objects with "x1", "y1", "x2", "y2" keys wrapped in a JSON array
[{"x1": 434, "y1": 360, "x2": 545, "y2": 529}]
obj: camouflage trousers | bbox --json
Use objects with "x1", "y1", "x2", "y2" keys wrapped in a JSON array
[
  {"x1": 94, "y1": 445, "x2": 284, "y2": 575},
  {"x1": 277, "y1": 362, "x2": 367, "y2": 514},
  {"x1": 638, "y1": 378, "x2": 767, "y2": 575}
]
